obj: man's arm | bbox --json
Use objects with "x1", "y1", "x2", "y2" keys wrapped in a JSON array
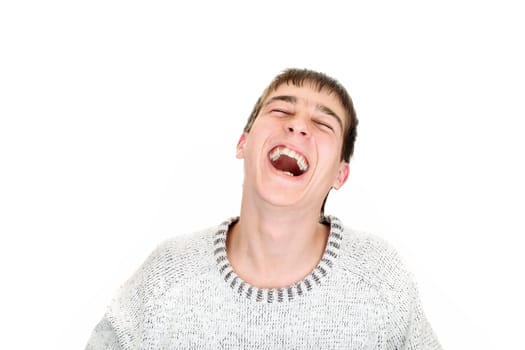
[
  {"x1": 385, "y1": 266, "x2": 442, "y2": 350},
  {"x1": 401, "y1": 293, "x2": 442, "y2": 350},
  {"x1": 85, "y1": 317, "x2": 122, "y2": 350}
]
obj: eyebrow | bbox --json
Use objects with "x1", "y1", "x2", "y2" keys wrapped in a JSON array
[{"x1": 264, "y1": 95, "x2": 344, "y2": 131}]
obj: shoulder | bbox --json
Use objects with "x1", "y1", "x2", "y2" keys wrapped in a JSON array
[
  {"x1": 151, "y1": 227, "x2": 215, "y2": 265},
  {"x1": 112, "y1": 224, "x2": 219, "y2": 306},
  {"x1": 136, "y1": 226, "x2": 217, "y2": 288},
  {"x1": 336, "y1": 226, "x2": 441, "y2": 348},
  {"x1": 338, "y1": 226, "x2": 417, "y2": 299},
  {"x1": 101, "y1": 223, "x2": 224, "y2": 345}
]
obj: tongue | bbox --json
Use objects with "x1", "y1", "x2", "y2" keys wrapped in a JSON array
[{"x1": 271, "y1": 154, "x2": 302, "y2": 176}]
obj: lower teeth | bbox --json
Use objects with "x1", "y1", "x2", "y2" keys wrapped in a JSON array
[{"x1": 282, "y1": 171, "x2": 294, "y2": 177}]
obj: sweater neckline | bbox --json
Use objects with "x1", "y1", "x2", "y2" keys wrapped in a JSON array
[{"x1": 213, "y1": 215, "x2": 344, "y2": 303}]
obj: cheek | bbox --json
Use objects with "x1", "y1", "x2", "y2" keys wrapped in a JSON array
[
  {"x1": 318, "y1": 136, "x2": 341, "y2": 157},
  {"x1": 318, "y1": 145, "x2": 344, "y2": 173},
  {"x1": 243, "y1": 133, "x2": 269, "y2": 161}
]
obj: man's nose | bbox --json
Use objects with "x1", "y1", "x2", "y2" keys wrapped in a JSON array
[{"x1": 285, "y1": 117, "x2": 309, "y2": 137}]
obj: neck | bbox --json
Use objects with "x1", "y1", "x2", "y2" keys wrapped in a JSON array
[{"x1": 226, "y1": 198, "x2": 329, "y2": 288}]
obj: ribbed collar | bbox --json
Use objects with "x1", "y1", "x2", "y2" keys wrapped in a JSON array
[{"x1": 213, "y1": 216, "x2": 344, "y2": 303}]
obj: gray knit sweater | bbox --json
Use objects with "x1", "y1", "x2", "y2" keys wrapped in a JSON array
[{"x1": 86, "y1": 216, "x2": 441, "y2": 349}]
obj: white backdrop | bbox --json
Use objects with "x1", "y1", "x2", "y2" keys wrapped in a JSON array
[{"x1": 1, "y1": 1, "x2": 523, "y2": 349}]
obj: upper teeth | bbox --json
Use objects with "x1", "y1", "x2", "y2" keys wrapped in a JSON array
[{"x1": 269, "y1": 147, "x2": 309, "y2": 172}]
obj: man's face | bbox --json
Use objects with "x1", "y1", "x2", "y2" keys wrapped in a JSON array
[{"x1": 236, "y1": 82, "x2": 349, "y2": 212}]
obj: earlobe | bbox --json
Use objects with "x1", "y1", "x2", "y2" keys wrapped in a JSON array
[
  {"x1": 236, "y1": 133, "x2": 247, "y2": 159},
  {"x1": 333, "y1": 162, "x2": 349, "y2": 189}
]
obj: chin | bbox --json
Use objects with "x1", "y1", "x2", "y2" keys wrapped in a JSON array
[{"x1": 257, "y1": 186, "x2": 308, "y2": 208}]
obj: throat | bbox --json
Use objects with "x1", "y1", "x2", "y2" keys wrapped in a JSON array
[{"x1": 226, "y1": 219, "x2": 330, "y2": 288}]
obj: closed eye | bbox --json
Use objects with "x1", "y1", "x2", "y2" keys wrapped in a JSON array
[
  {"x1": 314, "y1": 119, "x2": 334, "y2": 131},
  {"x1": 271, "y1": 109, "x2": 291, "y2": 116}
]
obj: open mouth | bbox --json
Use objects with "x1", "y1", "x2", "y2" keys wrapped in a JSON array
[{"x1": 268, "y1": 146, "x2": 309, "y2": 177}]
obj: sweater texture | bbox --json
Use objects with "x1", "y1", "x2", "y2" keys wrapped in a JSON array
[{"x1": 86, "y1": 216, "x2": 441, "y2": 349}]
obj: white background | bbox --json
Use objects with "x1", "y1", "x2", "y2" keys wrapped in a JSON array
[{"x1": 1, "y1": 1, "x2": 524, "y2": 349}]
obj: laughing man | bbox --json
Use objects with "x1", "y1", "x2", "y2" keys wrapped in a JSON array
[{"x1": 86, "y1": 68, "x2": 441, "y2": 349}]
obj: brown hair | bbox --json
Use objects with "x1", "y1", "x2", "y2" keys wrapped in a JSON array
[{"x1": 243, "y1": 68, "x2": 358, "y2": 162}]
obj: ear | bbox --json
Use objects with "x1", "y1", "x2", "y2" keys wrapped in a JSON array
[
  {"x1": 236, "y1": 133, "x2": 247, "y2": 159},
  {"x1": 332, "y1": 161, "x2": 349, "y2": 189}
]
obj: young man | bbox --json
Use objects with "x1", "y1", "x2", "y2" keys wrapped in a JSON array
[{"x1": 86, "y1": 69, "x2": 441, "y2": 349}]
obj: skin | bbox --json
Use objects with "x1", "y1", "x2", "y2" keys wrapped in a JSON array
[{"x1": 227, "y1": 82, "x2": 350, "y2": 288}]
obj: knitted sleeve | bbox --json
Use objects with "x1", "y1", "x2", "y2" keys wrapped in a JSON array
[
  {"x1": 84, "y1": 238, "x2": 179, "y2": 350},
  {"x1": 345, "y1": 231, "x2": 442, "y2": 349},
  {"x1": 380, "y1": 247, "x2": 442, "y2": 349},
  {"x1": 85, "y1": 317, "x2": 122, "y2": 350},
  {"x1": 403, "y1": 294, "x2": 442, "y2": 349}
]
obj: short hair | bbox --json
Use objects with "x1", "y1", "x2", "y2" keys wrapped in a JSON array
[{"x1": 243, "y1": 68, "x2": 358, "y2": 162}]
